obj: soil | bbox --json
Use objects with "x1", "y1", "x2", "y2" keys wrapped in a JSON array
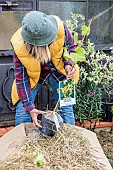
[{"x1": 95, "y1": 129, "x2": 113, "y2": 168}]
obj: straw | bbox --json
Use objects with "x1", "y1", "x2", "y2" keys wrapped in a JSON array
[{"x1": 0, "y1": 124, "x2": 105, "y2": 170}]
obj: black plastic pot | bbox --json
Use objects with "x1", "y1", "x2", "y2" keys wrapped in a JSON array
[
  {"x1": 37, "y1": 114, "x2": 57, "y2": 137},
  {"x1": 102, "y1": 102, "x2": 113, "y2": 122}
]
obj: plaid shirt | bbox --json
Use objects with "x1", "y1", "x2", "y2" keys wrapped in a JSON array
[{"x1": 13, "y1": 23, "x2": 76, "y2": 112}]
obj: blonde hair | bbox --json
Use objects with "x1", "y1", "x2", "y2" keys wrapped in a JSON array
[{"x1": 25, "y1": 42, "x2": 51, "y2": 64}]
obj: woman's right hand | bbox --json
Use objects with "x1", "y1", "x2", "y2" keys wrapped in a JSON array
[
  {"x1": 65, "y1": 65, "x2": 76, "y2": 80},
  {"x1": 30, "y1": 109, "x2": 44, "y2": 129}
]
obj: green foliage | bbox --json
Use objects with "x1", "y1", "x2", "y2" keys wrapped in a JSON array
[
  {"x1": 34, "y1": 152, "x2": 45, "y2": 167},
  {"x1": 74, "y1": 49, "x2": 113, "y2": 122},
  {"x1": 66, "y1": 13, "x2": 85, "y2": 33},
  {"x1": 100, "y1": 58, "x2": 113, "y2": 102},
  {"x1": 110, "y1": 106, "x2": 113, "y2": 115},
  {"x1": 74, "y1": 82, "x2": 103, "y2": 124},
  {"x1": 86, "y1": 39, "x2": 95, "y2": 55},
  {"x1": 74, "y1": 32, "x2": 78, "y2": 44},
  {"x1": 66, "y1": 13, "x2": 113, "y2": 123},
  {"x1": 26, "y1": 144, "x2": 32, "y2": 151},
  {"x1": 64, "y1": 13, "x2": 90, "y2": 64},
  {"x1": 108, "y1": 155, "x2": 113, "y2": 167},
  {"x1": 63, "y1": 47, "x2": 86, "y2": 63},
  {"x1": 81, "y1": 25, "x2": 90, "y2": 36},
  {"x1": 64, "y1": 14, "x2": 93, "y2": 64},
  {"x1": 76, "y1": 46, "x2": 86, "y2": 55}
]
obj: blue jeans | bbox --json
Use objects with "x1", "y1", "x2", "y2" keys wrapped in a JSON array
[{"x1": 15, "y1": 76, "x2": 75, "y2": 125}]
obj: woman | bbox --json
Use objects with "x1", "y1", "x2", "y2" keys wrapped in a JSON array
[{"x1": 11, "y1": 11, "x2": 79, "y2": 128}]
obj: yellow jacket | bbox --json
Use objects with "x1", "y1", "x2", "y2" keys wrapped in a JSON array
[{"x1": 11, "y1": 16, "x2": 79, "y2": 105}]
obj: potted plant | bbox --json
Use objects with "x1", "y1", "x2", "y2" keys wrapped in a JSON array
[
  {"x1": 84, "y1": 50, "x2": 113, "y2": 122},
  {"x1": 65, "y1": 13, "x2": 113, "y2": 129},
  {"x1": 74, "y1": 50, "x2": 113, "y2": 129},
  {"x1": 99, "y1": 54, "x2": 113, "y2": 122}
]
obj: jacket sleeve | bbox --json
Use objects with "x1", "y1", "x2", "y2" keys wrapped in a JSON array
[
  {"x1": 13, "y1": 53, "x2": 35, "y2": 112},
  {"x1": 63, "y1": 22, "x2": 76, "y2": 67}
]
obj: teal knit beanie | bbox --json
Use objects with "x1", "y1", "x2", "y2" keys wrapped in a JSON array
[{"x1": 21, "y1": 11, "x2": 58, "y2": 46}]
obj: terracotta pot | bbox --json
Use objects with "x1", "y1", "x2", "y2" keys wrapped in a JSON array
[
  {"x1": 75, "y1": 120, "x2": 113, "y2": 129},
  {"x1": 0, "y1": 126, "x2": 14, "y2": 137}
]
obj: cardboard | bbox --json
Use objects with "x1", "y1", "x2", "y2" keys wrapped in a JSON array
[
  {"x1": 0, "y1": 123, "x2": 26, "y2": 161},
  {"x1": 0, "y1": 123, "x2": 112, "y2": 170},
  {"x1": 77, "y1": 126, "x2": 113, "y2": 170}
]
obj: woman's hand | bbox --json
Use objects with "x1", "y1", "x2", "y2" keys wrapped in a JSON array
[
  {"x1": 65, "y1": 65, "x2": 76, "y2": 80},
  {"x1": 30, "y1": 109, "x2": 44, "y2": 129}
]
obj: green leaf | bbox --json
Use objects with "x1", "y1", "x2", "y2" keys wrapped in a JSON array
[
  {"x1": 81, "y1": 25, "x2": 90, "y2": 36},
  {"x1": 76, "y1": 46, "x2": 86, "y2": 55},
  {"x1": 26, "y1": 144, "x2": 32, "y2": 151},
  {"x1": 74, "y1": 32, "x2": 78, "y2": 44},
  {"x1": 86, "y1": 39, "x2": 95, "y2": 54},
  {"x1": 63, "y1": 47, "x2": 70, "y2": 60},
  {"x1": 34, "y1": 153, "x2": 45, "y2": 167},
  {"x1": 63, "y1": 46, "x2": 86, "y2": 64},
  {"x1": 70, "y1": 53, "x2": 86, "y2": 63}
]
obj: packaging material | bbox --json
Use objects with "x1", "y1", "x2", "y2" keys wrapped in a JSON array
[{"x1": 0, "y1": 123, "x2": 112, "y2": 170}]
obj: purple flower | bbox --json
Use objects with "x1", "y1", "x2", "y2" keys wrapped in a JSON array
[
  {"x1": 89, "y1": 92, "x2": 94, "y2": 97},
  {"x1": 86, "y1": 56, "x2": 91, "y2": 60},
  {"x1": 100, "y1": 68, "x2": 105, "y2": 73}
]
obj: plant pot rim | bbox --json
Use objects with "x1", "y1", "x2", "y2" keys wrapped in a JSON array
[
  {"x1": 75, "y1": 120, "x2": 113, "y2": 129},
  {"x1": 102, "y1": 102, "x2": 113, "y2": 104}
]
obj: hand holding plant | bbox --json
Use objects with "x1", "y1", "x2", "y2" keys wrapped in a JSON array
[{"x1": 65, "y1": 65, "x2": 76, "y2": 80}]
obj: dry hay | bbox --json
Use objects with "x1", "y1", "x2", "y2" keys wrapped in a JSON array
[{"x1": 0, "y1": 124, "x2": 105, "y2": 170}]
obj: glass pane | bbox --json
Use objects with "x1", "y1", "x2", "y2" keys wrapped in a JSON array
[
  {"x1": 89, "y1": 1, "x2": 113, "y2": 45},
  {"x1": 0, "y1": 11, "x2": 29, "y2": 50},
  {"x1": 39, "y1": 1, "x2": 86, "y2": 21}
]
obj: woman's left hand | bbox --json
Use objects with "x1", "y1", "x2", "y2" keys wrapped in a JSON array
[{"x1": 65, "y1": 65, "x2": 76, "y2": 80}]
